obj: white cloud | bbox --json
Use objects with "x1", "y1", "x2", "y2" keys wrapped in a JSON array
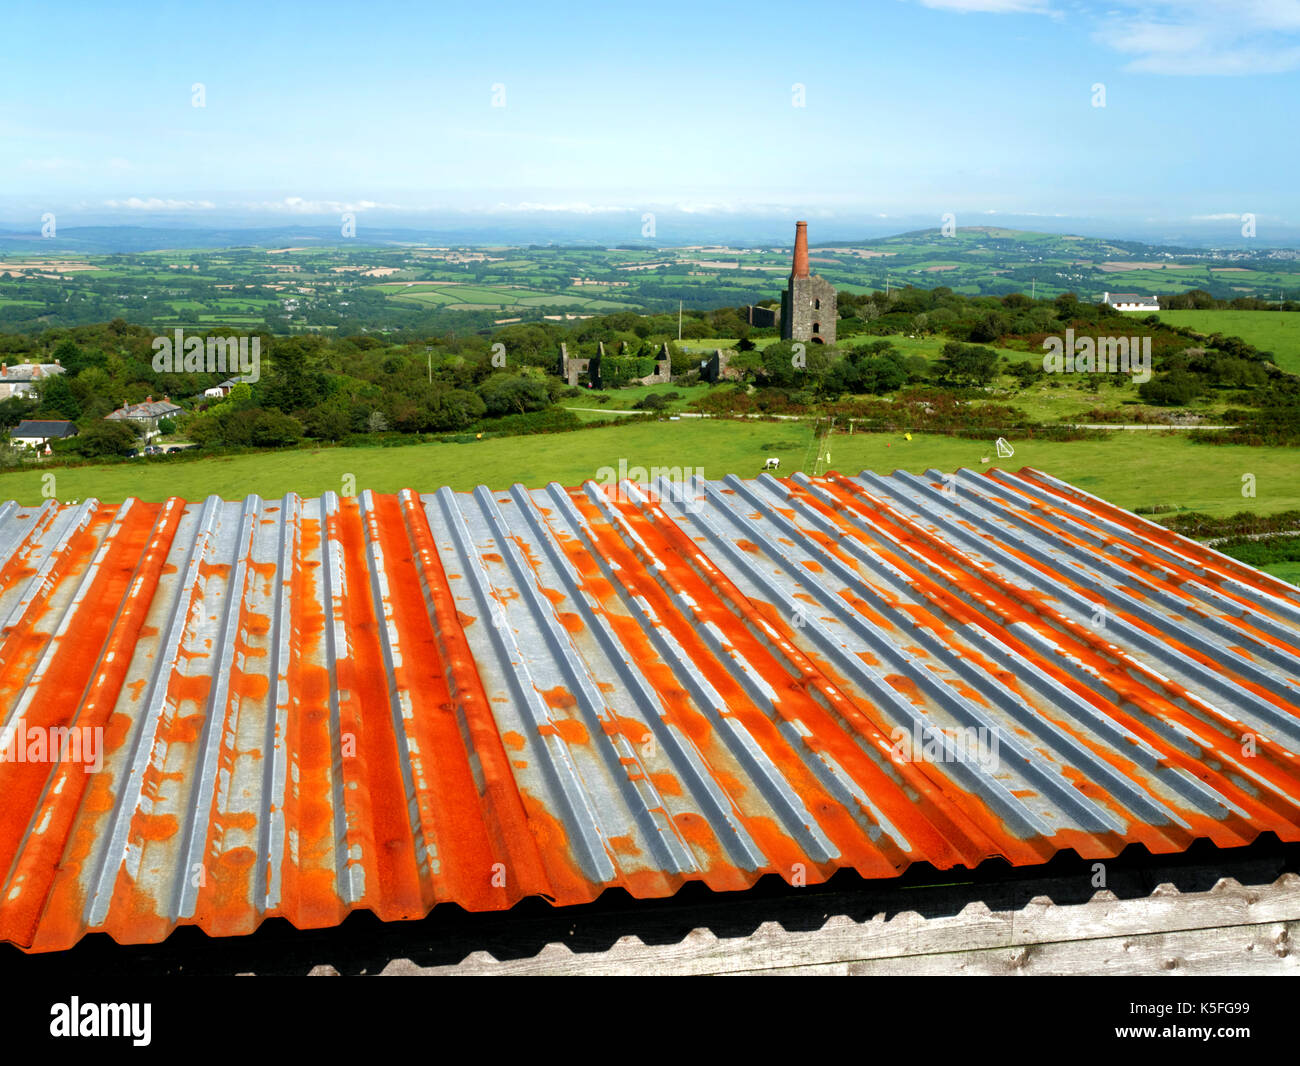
[
  {"x1": 916, "y1": 0, "x2": 1300, "y2": 73},
  {"x1": 915, "y1": 0, "x2": 1053, "y2": 12},
  {"x1": 103, "y1": 197, "x2": 215, "y2": 210},
  {"x1": 674, "y1": 202, "x2": 747, "y2": 215},
  {"x1": 1095, "y1": 1, "x2": 1300, "y2": 74},
  {"x1": 240, "y1": 197, "x2": 399, "y2": 214},
  {"x1": 983, "y1": 208, "x2": 1070, "y2": 216},
  {"x1": 23, "y1": 156, "x2": 132, "y2": 172},
  {"x1": 490, "y1": 201, "x2": 635, "y2": 214},
  {"x1": 21, "y1": 158, "x2": 86, "y2": 172},
  {"x1": 483, "y1": 200, "x2": 809, "y2": 215}
]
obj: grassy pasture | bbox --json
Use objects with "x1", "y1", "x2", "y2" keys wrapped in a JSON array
[
  {"x1": 2, "y1": 420, "x2": 1296, "y2": 521},
  {"x1": 1133, "y1": 309, "x2": 1300, "y2": 374},
  {"x1": 389, "y1": 284, "x2": 635, "y2": 312},
  {"x1": 1262, "y1": 561, "x2": 1300, "y2": 584}
]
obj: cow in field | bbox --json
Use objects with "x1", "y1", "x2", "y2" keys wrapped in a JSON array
[{"x1": 763, "y1": 457, "x2": 780, "y2": 471}]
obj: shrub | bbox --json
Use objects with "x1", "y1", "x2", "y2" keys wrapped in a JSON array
[
  {"x1": 73, "y1": 420, "x2": 139, "y2": 457},
  {"x1": 1138, "y1": 371, "x2": 1201, "y2": 406}
]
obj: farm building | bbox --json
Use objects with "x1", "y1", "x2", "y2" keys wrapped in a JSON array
[{"x1": 0, "y1": 468, "x2": 1297, "y2": 969}]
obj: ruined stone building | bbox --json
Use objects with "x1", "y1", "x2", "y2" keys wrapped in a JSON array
[{"x1": 561, "y1": 341, "x2": 671, "y2": 389}]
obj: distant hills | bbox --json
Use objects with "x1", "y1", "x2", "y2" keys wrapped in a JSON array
[
  {"x1": 2, "y1": 223, "x2": 1297, "y2": 259},
  {"x1": 2, "y1": 225, "x2": 1298, "y2": 335}
]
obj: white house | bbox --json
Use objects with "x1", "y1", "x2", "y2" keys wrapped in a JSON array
[
  {"x1": 0, "y1": 362, "x2": 65, "y2": 399},
  {"x1": 1102, "y1": 292, "x2": 1161, "y2": 312},
  {"x1": 9, "y1": 419, "x2": 78, "y2": 449}
]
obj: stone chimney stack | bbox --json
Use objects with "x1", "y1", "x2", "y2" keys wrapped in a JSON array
[{"x1": 792, "y1": 220, "x2": 809, "y2": 279}]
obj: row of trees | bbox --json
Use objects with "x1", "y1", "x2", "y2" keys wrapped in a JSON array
[
  {"x1": 2, "y1": 281, "x2": 1292, "y2": 458},
  {"x1": 1159, "y1": 290, "x2": 1300, "y2": 312}
]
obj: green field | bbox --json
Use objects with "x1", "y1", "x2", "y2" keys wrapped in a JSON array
[
  {"x1": 1262, "y1": 561, "x2": 1300, "y2": 584},
  {"x1": 389, "y1": 283, "x2": 635, "y2": 313},
  {"x1": 3, "y1": 421, "x2": 1297, "y2": 520},
  {"x1": 562, "y1": 382, "x2": 713, "y2": 413},
  {"x1": 975, "y1": 383, "x2": 1230, "y2": 424},
  {"x1": 1131, "y1": 309, "x2": 1300, "y2": 374},
  {"x1": 825, "y1": 430, "x2": 1300, "y2": 517}
]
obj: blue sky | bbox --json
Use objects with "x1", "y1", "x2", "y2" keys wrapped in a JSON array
[{"x1": 3, "y1": 0, "x2": 1299, "y2": 242}]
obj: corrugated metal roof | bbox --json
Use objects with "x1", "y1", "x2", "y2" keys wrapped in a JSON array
[{"x1": 1, "y1": 467, "x2": 1298, "y2": 953}]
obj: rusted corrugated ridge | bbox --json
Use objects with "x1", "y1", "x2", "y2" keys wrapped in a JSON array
[{"x1": 1, "y1": 468, "x2": 1298, "y2": 952}]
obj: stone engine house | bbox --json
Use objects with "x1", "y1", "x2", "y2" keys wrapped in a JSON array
[{"x1": 780, "y1": 220, "x2": 836, "y2": 345}]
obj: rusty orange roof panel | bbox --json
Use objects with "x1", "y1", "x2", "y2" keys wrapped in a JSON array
[{"x1": 1, "y1": 467, "x2": 1298, "y2": 952}]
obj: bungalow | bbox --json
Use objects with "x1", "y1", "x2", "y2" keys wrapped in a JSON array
[
  {"x1": 105, "y1": 396, "x2": 183, "y2": 440},
  {"x1": 1102, "y1": 292, "x2": 1161, "y2": 312},
  {"x1": 0, "y1": 361, "x2": 65, "y2": 400},
  {"x1": 9, "y1": 419, "x2": 78, "y2": 449}
]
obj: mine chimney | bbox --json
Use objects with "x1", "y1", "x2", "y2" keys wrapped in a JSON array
[{"x1": 792, "y1": 220, "x2": 809, "y2": 279}]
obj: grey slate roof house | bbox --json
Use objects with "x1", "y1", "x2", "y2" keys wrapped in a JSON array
[
  {"x1": 9, "y1": 419, "x2": 78, "y2": 448},
  {"x1": 0, "y1": 362, "x2": 65, "y2": 400},
  {"x1": 104, "y1": 396, "x2": 184, "y2": 438}
]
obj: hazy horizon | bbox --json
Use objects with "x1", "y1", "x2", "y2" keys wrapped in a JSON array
[{"x1": 5, "y1": 214, "x2": 1300, "y2": 253}]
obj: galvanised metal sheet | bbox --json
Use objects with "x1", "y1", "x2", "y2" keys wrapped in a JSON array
[{"x1": 1, "y1": 468, "x2": 1298, "y2": 952}]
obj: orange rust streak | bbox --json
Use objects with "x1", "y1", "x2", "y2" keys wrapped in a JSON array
[
  {"x1": 191, "y1": 550, "x2": 275, "y2": 939},
  {"x1": 365, "y1": 492, "x2": 514, "y2": 910},
  {"x1": 0, "y1": 509, "x2": 118, "y2": 713},
  {"x1": 397, "y1": 491, "x2": 554, "y2": 904},
  {"x1": 278, "y1": 508, "x2": 347, "y2": 930},
  {"x1": 6, "y1": 500, "x2": 176, "y2": 952},
  {"x1": 330, "y1": 496, "x2": 423, "y2": 920}
]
